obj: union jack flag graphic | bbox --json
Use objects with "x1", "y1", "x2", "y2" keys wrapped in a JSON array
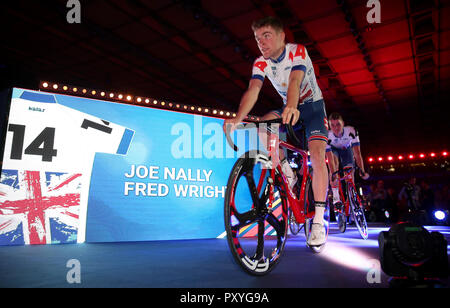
[{"x1": 0, "y1": 170, "x2": 82, "y2": 245}]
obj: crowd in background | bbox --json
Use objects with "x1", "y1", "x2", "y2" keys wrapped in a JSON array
[{"x1": 365, "y1": 177, "x2": 450, "y2": 224}]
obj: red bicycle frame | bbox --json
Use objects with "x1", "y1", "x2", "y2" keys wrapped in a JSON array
[
  {"x1": 335, "y1": 167, "x2": 362, "y2": 216},
  {"x1": 253, "y1": 133, "x2": 314, "y2": 225}
]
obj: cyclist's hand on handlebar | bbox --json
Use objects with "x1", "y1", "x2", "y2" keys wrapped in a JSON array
[
  {"x1": 223, "y1": 118, "x2": 241, "y2": 135},
  {"x1": 359, "y1": 170, "x2": 370, "y2": 180},
  {"x1": 281, "y1": 105, "x2": 300, "y2": 125}
]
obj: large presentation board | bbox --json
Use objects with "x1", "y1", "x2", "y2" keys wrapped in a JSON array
[{"x1": 0, "y1": 88, "x2": 261, "y2": 245}]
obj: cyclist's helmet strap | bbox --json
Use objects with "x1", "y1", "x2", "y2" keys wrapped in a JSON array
[{"x1": 314, "y1": 201, "x2": 327, "y2": 208}]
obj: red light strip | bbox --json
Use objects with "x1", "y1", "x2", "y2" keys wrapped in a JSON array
[{"x1": 367, "y1": 151, "x2": 448, "y2": 163}]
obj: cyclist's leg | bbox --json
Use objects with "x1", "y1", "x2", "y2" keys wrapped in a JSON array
[
  {"x1": 340, "y1": 148, "x2": 356, "y2": 185},
  {"x1": 299, "y1": 100, "x2": 329, "y2": 225},
  {"x1": 258, "y1": 109, "x2": 296, "y2": 188},
  {"x1": 329, "y1": 148, "x2": 342, "y2": 205},
  {"x1": 309, "y1": 140, "x2": 328, "y2": 224},
  {"x1": 258, "y1": 109, "x2": 283, "y2": 158},
  {"x1": 307, "y1": 140, "x2": 328, "y2": 246}
]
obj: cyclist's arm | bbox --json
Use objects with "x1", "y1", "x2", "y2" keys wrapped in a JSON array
[
  {"x1": 352, "y1": 145, "x2": 366, "y2": 173},
  {"x1": 223, "y1": 78, "x2": 263, "y2": 133},
  {"x1": 234, "y1": 78, "x2": 263, "y2": 122},
  {"x1": 326, "y1": 151, "x2": 338, "y2": 174},
  {"x1": 282, "y1": 70, "x2": 304, "y2": 124},
  {"x1": 286, "y1": 70, "x2": 304, "y2": 108}
]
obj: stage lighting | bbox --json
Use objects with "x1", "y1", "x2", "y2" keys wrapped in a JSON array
[
  {"x1": 433, "y1": 210, "x2": 447, "y2": 222},
  {"x1": 38, "y1": 80, "x2": 261, "y2": 120},
  {"x1": 378, "y1": 222, "x2": 448, "y2": 287}
]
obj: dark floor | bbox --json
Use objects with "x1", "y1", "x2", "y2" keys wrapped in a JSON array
[{"x1": 1, "y1": 223, "x2": 449, "y2": 288}]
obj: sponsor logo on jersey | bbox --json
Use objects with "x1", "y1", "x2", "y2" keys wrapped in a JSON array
[{"x1": 254, "y1": 61, "x2": 267, "y2": 73}]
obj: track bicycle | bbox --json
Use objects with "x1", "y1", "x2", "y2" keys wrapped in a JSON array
[
  {"x1": 332, "y1": 166, "x2": 368, "y2": 239},
  {"x1": 223, "y1": 118, "x2": 330, "y2": 275}
]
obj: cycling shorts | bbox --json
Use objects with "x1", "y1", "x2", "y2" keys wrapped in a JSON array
[
  {"x1": 330, "y1": 146, "x2": 355, "y2": 168},
  {"x1": 268, "y1": 99, "x2": 329, "y2": 143}
]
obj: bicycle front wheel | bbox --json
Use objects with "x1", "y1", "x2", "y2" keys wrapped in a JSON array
[
  {"x1": 348, "y1": 185, "x2": 368, "y2": 239},
  {"x1": 224, "y1": 151, "x2": 289, "y2": 275}
]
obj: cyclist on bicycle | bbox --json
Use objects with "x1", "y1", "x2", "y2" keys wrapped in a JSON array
[
  {"x1": 325, "y1": 112, "x2": 369, "y2": 211},
  {"x1": 223, "y1": 16, "x2": 329, "y2": 246}
]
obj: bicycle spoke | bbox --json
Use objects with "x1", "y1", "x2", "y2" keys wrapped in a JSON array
[
  {"x1": 230, "y1": 208, "x2": 258, "y2": 231},
  {"x1": 244, "y1": 172, "x2": 261, "y2": 210},
  {"x1": 266, "y1": 213, "x2": 285, "y2": 239},
  {"x1": 255, "y1": 221, "x2": 265, "y2": 260}
]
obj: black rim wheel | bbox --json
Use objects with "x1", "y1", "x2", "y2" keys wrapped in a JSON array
[
  {"x1": 348, "y1": 186, "x2": 368, "y2": 239},
  {"x1": 224, "y1": 151, "x2": 289, "y2": 275}
]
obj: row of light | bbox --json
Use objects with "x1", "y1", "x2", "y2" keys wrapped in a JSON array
[
  {"x1": 367, "y1": 151, "x2": 448, "y2": 163},
  {"x1": 41, "y1": 82, "x2": 261, "y2": 121}
]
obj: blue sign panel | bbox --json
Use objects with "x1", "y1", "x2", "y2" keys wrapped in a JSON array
[{"x1": 0, "y1": 88, "x2": 259, "y2": 244}]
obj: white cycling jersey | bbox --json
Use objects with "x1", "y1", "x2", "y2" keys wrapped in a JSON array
[
  {"x1": 251, "y1": 43, "x2": 323, "y2": 105},
  {"x1": 326, "y1": 126, "x2": 360, "y2": 152}
]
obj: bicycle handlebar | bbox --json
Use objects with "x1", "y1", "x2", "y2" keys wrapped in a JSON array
[
  {"x1": 225, "y1": 118, "x2": 304, "y2": 152},
  {"x1": 331, "y1": 165, "x2": 369, "y2": 180}
]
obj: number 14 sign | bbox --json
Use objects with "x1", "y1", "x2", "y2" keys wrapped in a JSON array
[{"x1": 0, "y1": 89, "x2": 134, "y2": 245}]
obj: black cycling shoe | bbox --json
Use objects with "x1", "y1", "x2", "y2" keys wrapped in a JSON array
[{"x1": 333, "y1": 201, "x2": 343, "y2": 213}]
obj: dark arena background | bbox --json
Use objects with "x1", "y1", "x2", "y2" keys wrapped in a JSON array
[{"x1": 0, "y1": 0, "x2": 449, "y2": 293}]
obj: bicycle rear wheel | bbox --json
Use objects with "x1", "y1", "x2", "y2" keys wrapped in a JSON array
[
  {"x1": 224, "y1": 151, "x2": 289, "y2": 275},
  {"x1": 348, "y1": 185, "x2": 368, "y2": 239}
]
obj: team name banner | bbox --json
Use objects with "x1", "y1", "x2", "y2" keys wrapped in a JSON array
[{"x1": 0, "y1": 88, "x2": 261, "y2": 245}]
